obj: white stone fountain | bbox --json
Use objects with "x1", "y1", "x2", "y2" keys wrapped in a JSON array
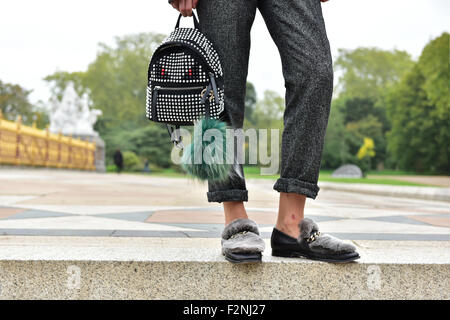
[{"x1": 49, "y1": 82, "x2": 106, "y2": 171}]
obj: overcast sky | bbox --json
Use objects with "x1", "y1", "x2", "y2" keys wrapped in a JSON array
[{"x1": 0, "y1": 0, "x2": 448, "y2": 104}]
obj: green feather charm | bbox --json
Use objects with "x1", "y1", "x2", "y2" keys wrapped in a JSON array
[{"x1": 181, "y1": 117, "x2": 232, "y2": 181}]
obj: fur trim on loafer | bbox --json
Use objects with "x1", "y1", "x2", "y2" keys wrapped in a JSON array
[
  {"x1": 222, "y1": 218, "x2": 260, "y2": 240},
  {"x1": 221, "y1": 218, "x2": 265, "y2": 255},
  {"x1": 298, "y1": 218, "x2": 356, "y2": 254},
  {"x1": 222, "y1": 232, "x2": 265, "y2": 254}
]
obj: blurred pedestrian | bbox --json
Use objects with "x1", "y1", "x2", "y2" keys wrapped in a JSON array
[
  {"x1": 143, "y1": 158, "x2": 151, "y2": 173},
  {"x1": 113, "y1": 149, "x2": 124, "y2": 174}
]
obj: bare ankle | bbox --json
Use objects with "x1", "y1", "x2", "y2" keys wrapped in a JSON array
[
  {"x1": 223, "y1": 201, "x2": 248, "y2": 225},
  {"x1": 276, "y1": 192, "x2": 306, "y2": 238},
  {"x1": 276, "y1": 219, "x2": 301, "y2": 239}
]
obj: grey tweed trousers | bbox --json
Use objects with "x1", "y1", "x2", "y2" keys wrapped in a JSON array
[{"x1": 196, "y1": 0, "x2": 333, "y2": 202}]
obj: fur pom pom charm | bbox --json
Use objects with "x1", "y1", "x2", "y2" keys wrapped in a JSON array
[{"x1": 181, "y1": 117, "x2": 232, "y2": 181}]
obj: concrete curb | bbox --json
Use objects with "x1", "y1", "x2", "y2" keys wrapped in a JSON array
[
  {"x1": 0, "y1": 237, "x2": 448, "y2": 299},
  {"x1": 1, "y1": 259, "x2": 448, "y2": 300},
  {"x1": 318, "y1": 182, "x2": 450, "y2": 202}
]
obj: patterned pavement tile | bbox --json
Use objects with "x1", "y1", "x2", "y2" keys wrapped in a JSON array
[
  {"x1": 0, "y1": 207, "x2": 27, "y2": 219},
  {"x1": 1, "y1": 210, "x2": 74, "y2": 220},
  {"x1": 0, "y1": 196, "x2": 40, "y2": 206},
  {"x1": 146, "y1": 208, "x2": 345, "y2": 225},
  {"x1": 0, "y1": 228, "x2": 449, "y2": 240},
  {"x1": 408, "y1": 215, "x2": 450, "y2": 228},
  {"x1": 0, "y1": 170, "x2": 448, "y2": 241},
  {"x1": 96, "y1": 212, "x2": 154, "y2": 222},
  {"x1": 146, "y1": 210, "x2": 227, "y2": 224},
  {"x1": 0, "y1": 216, "x2": 202, "y2": 232},
  {"x1": 313, "y1": 218, "x2": 450, "y2": 235},
  {"x1": 6, "y1": 205, "x2": 157, "y2": 215},
  {"x1": 360, "y1": 215, "x2": 430, "y2": 226},
  {"x1": 156, "y1": 223, "x2": 227, "y2": 234}
]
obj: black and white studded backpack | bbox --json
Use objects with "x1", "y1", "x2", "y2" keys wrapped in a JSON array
[{"x1": 146, "y1": 13, "x2": 224, "y2": 148}]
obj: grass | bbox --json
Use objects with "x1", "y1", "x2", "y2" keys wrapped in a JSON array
[
  {"x1": 148, "y1": 168, "x2": 187, "y2": 178},
  {"x1": 317, "y1": 171, "x2": 430, "y2": 187},
  {"x1": 243, "y1": 167, "x2": 431, "y2": 186},
  {"x1": 108, "y1": 165, "x2": 435, "y2": 187}
]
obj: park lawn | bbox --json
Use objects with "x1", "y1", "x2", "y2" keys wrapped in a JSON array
[
  {"x1": 243, "y1": 167, "x2": 431, "y2": 186},
  {"x1": 318, "y1": 172, "x2": 432, "y2": 187},
  {"x1": 117, "y1": 166, "x2": 433, "y2": 187},
  {"x1": 147, "y1": 168, "x2": 187, "y2": 178}
]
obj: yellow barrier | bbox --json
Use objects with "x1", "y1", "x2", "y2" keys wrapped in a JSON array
[{"x1": 0, "y1": 110, "x2": 96, "y2": 170}]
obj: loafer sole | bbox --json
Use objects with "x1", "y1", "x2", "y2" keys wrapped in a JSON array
[
  {"x1": 272, "y1": 249, "x2": 360, "y2": 263},
  {"x1": 224, "y1": 252, "x2": 262, "y2": 264}
]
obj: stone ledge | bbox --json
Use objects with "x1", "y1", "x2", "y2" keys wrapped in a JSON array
[
  {"x1": 319, "y1": 182, "x2": 450, "y2": 202},
  {"x1": 0, "y1": 237, "x2": 448, "y2": 300}
]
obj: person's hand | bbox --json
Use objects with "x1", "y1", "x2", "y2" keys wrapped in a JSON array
[{"x1": 169, "y1": 0, "x2": 199, "y2": 17}]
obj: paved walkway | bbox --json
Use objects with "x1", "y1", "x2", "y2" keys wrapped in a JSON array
[{"x1": 0, "y1": 169, "x2": 449, "y2": 241}]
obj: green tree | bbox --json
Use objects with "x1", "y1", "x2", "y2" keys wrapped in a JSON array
[
  {"x1": 242, "y1": 90, "x2": 284, "y2": 169},
  {"x1": 322, "y1": 100, "x2": 383, "y2": 171},
  {"x1": 417, "y1": 33, "x2": 449, "y2": 120},
  {"x1": 0, "y1": 80, "x2": 48, "y2": 128},
  {"x1": 122, "y1": 151, "x2": 142, "y2": 171},
  {"x1": 386, "y1": 33, "x2": 449, "y2": 173},
  {"x1": 103, "y1": 125, "x2": 173, "y2": 169},
  {"x1": 339, "y1": 97, "x2": 390, "y2": 132},
  {"x1": 85, "y1": 33, "x2": 165, "y2": 131},
  {"x1": 244, "y1": 81, "x2": 257, "y2": 125},
  {"x1": 335, "y1": 47, "x2": 414, "y2": 101},
  {"x1": 44, "y1": 71, "x2": 86, "y2": 101},
  {"x1": 322, "y1": 47, "x2": 414, "y2": 170},
  {"x1": 346, "y1": 114, "x2": 384, "y2": 168},
  {"x1": 252, "y1": 90, "x2": 284, "y2": 129},
  {"x1": 0, "y1": 80, "x2": 33, "y2": 124},
  {"x1": 322, "y1": 100, "x2": 350, "y2": 169}
]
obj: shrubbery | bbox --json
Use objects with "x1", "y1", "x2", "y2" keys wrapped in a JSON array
[
  {"x1": 102, "y1": 123, "x2": 173, "y2": 170},
  {"x1": 122, "y1": 151, "x2": 142, "y2": 171}
]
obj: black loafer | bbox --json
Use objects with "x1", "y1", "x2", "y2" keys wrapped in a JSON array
[
  {"x1": 271, "y1": 218, "x2": 360, "y2": 263},
  {"x1": 221, "y1": 218, "x2": 265, "y2": 264}
]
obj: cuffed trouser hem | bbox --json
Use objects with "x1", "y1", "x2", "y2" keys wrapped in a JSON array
[
  {"x1": 207, "y1": 189, "x2": 248, "y2": 203},
  {"x1": 273, "y1": 178, "x2": 320, "y2": 199}
]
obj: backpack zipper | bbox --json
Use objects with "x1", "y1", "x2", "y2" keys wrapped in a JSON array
[
  {"x1": 150, "y1": 41, "x2": 216, "y2": 76},
  {"x1": 154, "y1": 85, "x2": 205, "y2": 91}
]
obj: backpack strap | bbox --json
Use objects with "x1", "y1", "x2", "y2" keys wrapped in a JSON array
[
  {"x1": 209, "y1": 73, "x2": 219, "y2": 103},
  {"x1": 201, "y1": 73, "x2": 219, "y2": 120},
  {"x1": 175, "y1": 12, "x2": 200, "y2": 30},
  {"x1": 166, "y1": 124, "x2": 184, "y2": 149},
  {"x1": 201, "y1": 83, "x2": 212, "y2": 119}
]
